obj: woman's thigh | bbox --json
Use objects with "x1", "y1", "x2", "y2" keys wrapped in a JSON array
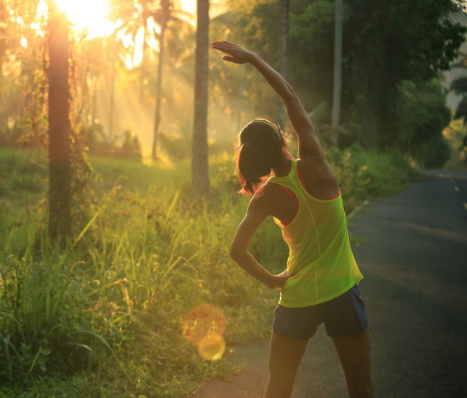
[
  {"x1": 333, "y1": 330, "x2": 374, "y2": 398},
  {"x1": 265, "y1": 332, "x2": 309, "y2": 398}
]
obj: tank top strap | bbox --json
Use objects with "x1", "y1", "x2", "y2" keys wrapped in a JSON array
[{"x1": 268, "y1": 160, "x2": 301, "y2": 192}]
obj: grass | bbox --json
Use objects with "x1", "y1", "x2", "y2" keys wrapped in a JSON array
[{"x1": 0, "y1": 145, "x2": 414, "y2": 397}]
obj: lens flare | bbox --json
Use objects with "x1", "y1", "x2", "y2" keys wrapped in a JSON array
[
  {"x1": 198, "y1": 333, "x2": 226, "y2": 361},
  {"x1": 183, "y1": 304, "x2": 227, "y2": 361}
]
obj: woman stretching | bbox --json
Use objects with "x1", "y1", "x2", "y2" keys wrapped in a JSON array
[{"x1": 211, "y1": 40, "x2": 374, "y2": 398}]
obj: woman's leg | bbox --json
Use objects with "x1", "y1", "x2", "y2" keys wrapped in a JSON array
[
  {"x1": 332, "y1": 329, "x2": 374, "y2": 398},
  {"x1": 264, "y1": 332, "x2": 309, "y2": 398}
]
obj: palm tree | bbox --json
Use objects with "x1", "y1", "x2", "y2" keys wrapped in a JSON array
[
  {"x1": 450, "y1": 52, "x2": 467, "y2": 121},
  {"x1": 47, "y1": 4, "x2": 72, "y2": 241},
  {"x1": 151, "y1": 0, "x2": 170, "y2": 159},
  {"x1": 191, "y1": 0, "x2": 210, "y2": 194},
  {"x1": 107, "y1": 0, "x2": 193, "y2": 157},
  {"x1": 451, "y1": 77, "x2": 467, "y2": 120},
  {"x1": 276, "y1": 0, "x2": 289, "y2": 129},
  {"x1": 331, "y1": 0, "x2": 343, "y2": 146}
]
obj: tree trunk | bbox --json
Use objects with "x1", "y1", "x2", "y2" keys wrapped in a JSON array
[
  {"x1": 48, "y1": 6, "x2": 72, "y2": 241},
  {"x1": 109, "y1": 60, "x2": 115, "y2": 138},
  {"x1": 151, "y1": 24, "x2": 166, "y2": 160},
  {"x1": 152, "y1": 0, "x2": 170, "y2": 160},
  {"x1": 276, "y1": 0, "x2": 289, "y2": 129},
  {"x1": 331, "y1": 0, "x2": 343, "y2": 146},
  {"x1": 191, "y1": 0, "x2": 210, "y2": 194}
]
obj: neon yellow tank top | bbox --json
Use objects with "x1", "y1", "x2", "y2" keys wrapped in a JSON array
[{"x1": 268, "y1": 160, "x2": 363, "y2": 308}]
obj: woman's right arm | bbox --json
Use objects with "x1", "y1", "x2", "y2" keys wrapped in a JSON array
[
  {"x1": 230, "y1": 196, "x2": 290, "y2": 291},
  {"x1": 212, "y1": 40, "x2": 323, "y2": 160}
]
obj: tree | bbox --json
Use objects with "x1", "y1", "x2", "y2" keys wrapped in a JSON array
[
  {"x1": 450, "y1": 76, "x2": 467, "y2": 97},
  {"x1": 152, "y1": 0, "x2": 170, "y2": 159},
  {"x1": 331, "y1": 0, "x2": 343, "y2": 145},
  {"x1": 346, "y1": 0, "x2": 466, "y2": 147},
  {"x1": 47, "y1": 3, "x2": 72, "y2": 240},
  {"x1": 288, "y1": 0, "x2": 335, "y2": 118},
  {"x1": 0, "y1": 0, "x2": 49, "y2": 148},
  {"x1": 454, "y1": 97, "x2": 467, "y2": 120},
  {"x1": 276, "y1": 0, "x2": 289, "y2": 129},
  {"x1": 102, "y1": 0, "x2": 193, "y2": 140},
  {"x1": 209, "y1": 0, "x2": 466, "y2": 155},
  {"x1": 395, "y1": 80, "x2": 451, "y2": 168},
  {"x1": 449, "y1": 53, "x2": 467, "y2": 121},
  {"x1": 191, "y1": 0, "x2": 210, "y2": 194},
  {"x1": 451, "y1": 76, "x2": 467, "y2": 120},
  {"x1": 148, "y1": 0, "x2": 195, "y2": 159}
]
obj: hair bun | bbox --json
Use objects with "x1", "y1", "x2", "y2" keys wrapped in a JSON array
[
  {"x1": 238, "y1": 142, "x2": 271, "y2": 193},
  {"x1": 236, "y1": 119, "x2": 285, "y2": 195}
]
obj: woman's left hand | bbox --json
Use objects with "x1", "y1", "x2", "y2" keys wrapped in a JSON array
[{"x1": 211, "y1": 40, "x2": 257, "y2": 64}]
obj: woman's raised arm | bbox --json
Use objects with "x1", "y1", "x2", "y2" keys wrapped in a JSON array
[{"x1": 211, "y1": 40, "x2": 323, "y2": 159}]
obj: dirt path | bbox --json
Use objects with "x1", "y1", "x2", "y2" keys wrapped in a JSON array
[{"x1": 190, "y1": 171, "x2": 467, "y2": 398}]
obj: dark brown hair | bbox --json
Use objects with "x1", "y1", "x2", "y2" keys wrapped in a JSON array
[{"x1": 237, "y1": 118, "x2": 286, "y2": 195}]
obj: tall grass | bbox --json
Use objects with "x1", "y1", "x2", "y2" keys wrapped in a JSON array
[{"x1": 0, "y1": 146, "x2": 414, "y2": 396}]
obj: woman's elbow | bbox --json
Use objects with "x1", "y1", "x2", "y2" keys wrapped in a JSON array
[
  {"x1": 229, "y1": 244, "x2": 244, "y2": 262},
  {"x1": 229, "y1": 244, "x2": 238, "y2": 260}
]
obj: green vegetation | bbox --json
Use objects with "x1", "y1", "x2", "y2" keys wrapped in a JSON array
[
  {"x1": 1, "y1": 0, "x2": 465, "y2": 396},
  {"x1": 443, "y1": 119, "x2": 467, "y2": 170},
  {"x1": 211, "y1": 0, "x2": 464, "y2": 165},
  {"x1": 0, "y1": 146, "x2": 414, "y2": 397}
]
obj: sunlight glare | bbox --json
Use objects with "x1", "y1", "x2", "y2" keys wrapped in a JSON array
[
  {"x1": 198, "y1": 333, "x2": 226, "y2": 361},
  {"x1": 32, "y1": 0, "x2": 48, "y2": 37},
  {"x1": 183, "y1": 304, "x2": 227, "y2": 361},
  {"x1": 55, "y1": 0, "x2": 115, "y2": 39},
  {"x1": 180, "y1": 0, "x2": 196, "y2": 15},
  {"x1": 133, "y1": 27, "x2": 145, "y2": 66}
]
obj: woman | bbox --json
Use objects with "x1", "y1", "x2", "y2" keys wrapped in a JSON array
[{"x1": 211, "y1": 40, "x2": 374, "y2": 398}]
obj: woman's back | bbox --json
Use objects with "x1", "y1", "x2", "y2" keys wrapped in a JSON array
[
  {"x1": 262, "y1": 156, "x2": 339, "y2": 227},
  {"x1": 267, "y1": 160, "x2": 361, "y2": 307}
]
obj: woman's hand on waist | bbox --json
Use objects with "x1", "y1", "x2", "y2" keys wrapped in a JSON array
[{"x1": 269, "y1": 270, "x2": 293, "y2": 291}]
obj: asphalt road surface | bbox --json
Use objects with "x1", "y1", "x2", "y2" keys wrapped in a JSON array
[{"x1": 192, "y1": 171, "x2": 467, "y2": 398}]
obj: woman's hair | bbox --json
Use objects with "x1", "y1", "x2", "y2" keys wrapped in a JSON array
[{"x1": 236, "y1": 118, "x2": 286, "y2": 195}]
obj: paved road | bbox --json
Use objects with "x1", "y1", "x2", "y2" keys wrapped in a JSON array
[{"x1": 192, "y1": 171, "x2": 467, "y2": 398}]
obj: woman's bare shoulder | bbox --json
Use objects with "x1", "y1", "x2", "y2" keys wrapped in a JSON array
[
  {"x1": 253, "y1": 183, "x2": 279, "y2": 203},
  {"x1": 258, "y1": 182, "x2": 297, "y2": 205},
  {"x1": 251, "y1": 182, "x2": 291, "y2": 208}
]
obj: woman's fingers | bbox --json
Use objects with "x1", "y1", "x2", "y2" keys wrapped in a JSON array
[
  {"x1": 212, "y1": 41, "x2": 241, "y2": 53},
  {"x1": 212, "y1": 40, "x2": 251, "y2": 64},
  {"x1": 212, "y1": 44, "x2": 231, "y2": 54},
  {"x1": 214, "y1": 40, "x2": 235, "y2": 47},
  {"x1": 214, "y1": 46, "x2": 235, "y2": 55},
  {"x1": 212, "y1": 40, "x2": 230, "y2": 48}
]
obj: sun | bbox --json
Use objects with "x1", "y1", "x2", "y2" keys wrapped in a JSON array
[
  {"x1": 180, "y1": 0, "x2": 196, "y2": 15},
  {"x1": 55, "y1": 0, "x2": 115, "y2": 38}
]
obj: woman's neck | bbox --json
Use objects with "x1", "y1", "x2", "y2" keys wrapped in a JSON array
[{"x1": 272, "y1": 151, "x2": 294, "y2": 177}]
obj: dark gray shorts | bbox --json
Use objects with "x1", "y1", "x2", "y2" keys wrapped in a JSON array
[{"x1": 272, "y1": 285, "x2": 368, "y2": 339}]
